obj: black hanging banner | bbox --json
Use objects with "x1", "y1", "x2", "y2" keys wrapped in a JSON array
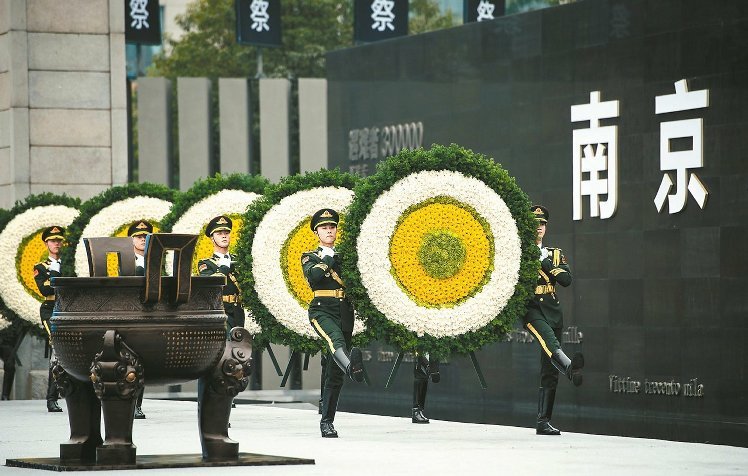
[
  {"x1": 463, "y1": 0, "x2": 505, "y2": 24},
  {"x1": 354, "y1": 0, "x2": 408, "y2": 43},
  {"x1": 236, "y1": 0, "x2": 282, "y2": 47},
  {"x1": 125, "y1": 0, "x2": 162, "y2": 45}
]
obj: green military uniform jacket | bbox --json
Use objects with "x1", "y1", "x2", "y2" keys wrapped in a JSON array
[
  {"x1": 33, "y1": 258, "x2": 60, "y2": 330},
  {"x1": 301, "y1": 248, "x2": 354, "y2": 333},
  {"x1": 197, "y1": 253, "x2": 243, "y2": 327},
  {"x1": 522, "y1": 247, "x2": 572, "y2": 328}
]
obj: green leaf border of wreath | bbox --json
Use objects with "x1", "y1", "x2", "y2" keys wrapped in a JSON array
[
  {"x1": 0, "y1": 193, "x2": 81, "y2": 340},
  {"x1": 235, "y1": 169, "x2": 369, "y2": 354},
  {"x1": 60, "y1": 183, "x2": 177, "y2": 277},
  {"x1": 336, "y1": 143, "x2": 539, "y2": 359}
]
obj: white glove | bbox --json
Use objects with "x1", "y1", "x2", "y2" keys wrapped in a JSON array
[
  {"x1": 218, "y1": 254, "x2": 232, "y2": 268},
  {"x1": 49, "y1": 259, "x2": 61, "y2": 273},
  {"x1": 320, "y1": 247, "x2": 335, "y2": 258},
  {"x1": 135, "y1": 254, "x2": 145, "y2": 269},
  {"x1": 540, "y1": 247, "x2": 549, "y2": 261}
]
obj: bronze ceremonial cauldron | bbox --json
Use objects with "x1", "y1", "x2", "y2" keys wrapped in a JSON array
[{"x1": 48, "y1": 234, "x2": 252, "y2": 465}]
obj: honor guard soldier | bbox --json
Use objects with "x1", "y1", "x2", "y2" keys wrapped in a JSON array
[
  {"x1": 128, "y1": 220, "x2": 153, "y2": 277},
  {"x1": 412, "y1": 353, "x2": 440, "y2": 423},
  {"x1": 523, "y1": 205, "x2": 584, "y2": 435},
  {"x1": 302, "y1": 208, "x2": 366, "y2": 438},
  {"x1": 198, "y1": 216, "x2": 245, "y2": 333},
  {"x1": 33, "y1": 226, "x2": 65, "y2": 413},
  {"x1": 198, "y1": 216, "x2": 245, "y2": 416},
  {"x1": 127, "y1": 220, "x2": 154, "y2": 419}
]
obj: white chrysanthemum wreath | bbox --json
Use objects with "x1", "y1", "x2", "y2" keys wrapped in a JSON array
[
  {"x1": 251, "y1": 186, "x2": 363, "y2": 340},
  {"x1": 168, "y1": 189, "x2": 263, "y2": 334},
  {"x1": 74, "y1": 196, "x2": 172, "y2": 276},
  {"x1": 0, "y1": 205, "x2": 79, "y2": 326},
  {"x1": 357, "y1": 170, "x2": 521, "y2": 338}
]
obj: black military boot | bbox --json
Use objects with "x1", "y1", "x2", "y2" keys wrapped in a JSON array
[
  {"x1": 133, "y1": 390, "x2": 146, "y2": 419},
  {"x1": 550, "y1": 350, "x2": 584, "y2": 386},
  {"x1": 332, "y1": 347, "x2": 365, "y2": 383},
  {"x1": 46, "y1": 367, "x2": 62, "y2": 412},
  {"x1": 536, "y1": 387, "x2": 560, "y2": 435},
  {"x1": 412, "y1": 380, "x2": 429, "y2": 423},
  {"x1": 320, "y1": 387, "x2": 341, "y2": 438}
]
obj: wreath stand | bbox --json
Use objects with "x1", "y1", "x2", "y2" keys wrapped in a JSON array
[
  {"x1": 384, "y1": 351, "x2": 487, "y2": 389},
  {"x1": 279, "y1": 350, "x2": 370, "y2": 387}
]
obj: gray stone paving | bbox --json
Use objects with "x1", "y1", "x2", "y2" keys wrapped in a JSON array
[{"x1": 1, "y1": 399, "x2": 746, "y2": 475}]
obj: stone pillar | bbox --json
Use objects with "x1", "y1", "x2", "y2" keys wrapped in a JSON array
[
  {"x1": 219, "y1": 78, "x2": 252, "y2": 175},
  {"x1": 259, "y1": 78, "x2": 290, "y2": 182},
  {"x1": 177, "y1": 77, "x2": 211, "y2": 190},
  {"x1": 299, "y1": 78, "x2": 328, "y2": 173},
  {"x1": 137, "y1": 77, "x2": 172, "y2": 186},
  {"x1": 0, "y1": 0, "x2": 128, "y2": 209}
]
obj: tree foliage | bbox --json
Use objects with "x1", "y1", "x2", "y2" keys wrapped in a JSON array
[
  {"x1": 150, "y1": 0, "x2": 456, "y2": 79},
  {"x1": 151, "y1": 0, "x2": 354, "y2": 79}
]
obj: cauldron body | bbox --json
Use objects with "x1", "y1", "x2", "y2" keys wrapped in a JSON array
[{"x1": 50, "y1": 276, "x2": 227, "y2": 385}]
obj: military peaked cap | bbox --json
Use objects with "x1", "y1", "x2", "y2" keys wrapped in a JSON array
[
  {"x1": 205, "y1": 215, "x2": 233, "y2": 237},
  {"x1": 41, "y1": 226, "x2": 65, "y2": 242},
  {"x1": 531, "y1": 205, "x2": 549, "y2": 223},
  {"x1": 310, "y1": 208, "x2": 339, "y2": 231},
  {"x1": 127, "y1": 220, "x2": 154, "y2": 237}
]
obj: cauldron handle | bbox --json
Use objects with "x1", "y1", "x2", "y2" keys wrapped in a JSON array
[
  {"x1": 142, "y1": 234, "x2": 198, "y2": 305},
  {"x1": 83, "y1": 237, "x2": 136, "y2": 277}
]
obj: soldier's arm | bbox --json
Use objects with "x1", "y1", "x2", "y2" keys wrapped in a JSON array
[
  {"x1": 197, "y1": 259, "x2": 220, "y2": 277},
  {"x1": 302, "y1": 253, "x2": 333, "y2": 284},
  {"x1": 33, "y1": 264, "x2": 54, "y2": 297},
  {"x1": 548, "y1": 249, "x2": 572, "y2": 287}
]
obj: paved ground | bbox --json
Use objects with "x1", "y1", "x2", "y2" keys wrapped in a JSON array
[{"x1": 1, "y1": 399, "x2": 746, "y2": 475}]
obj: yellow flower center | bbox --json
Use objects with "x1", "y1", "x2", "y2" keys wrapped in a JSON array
[
  {"x1": 389, "y1": 197, "x2": 493, "y2": 308},
  {"x1": 17, "y1": 230, "x2": 50, "y2": 301}
]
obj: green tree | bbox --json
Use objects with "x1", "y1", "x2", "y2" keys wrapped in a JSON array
[
  {"x1": 409, "y1": 0, "x2": 458, "y2": 35},
  {"x1": 151, "y1": 0, "x2": 354, "y2": 79}
]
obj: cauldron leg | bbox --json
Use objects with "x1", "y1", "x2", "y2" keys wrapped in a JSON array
[
  {"x1": 52, "y1": 361, "x2": 103, "y2": 461},
  {"x1": 90, "y1": 330, "x2": 143, "y2": 465},
  {"x1": 199, "y1": 327, "x2": 252, "y2": 461}
]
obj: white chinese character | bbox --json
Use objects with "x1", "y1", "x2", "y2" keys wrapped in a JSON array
[
  {"x1": 371, "y1": 0, "x2": 396, "y2": 32},
  {"x1": 653, "y1": 79, "x2": 709, "y2": 214},
  {"x1": 250, "y1": 0, "x2": 270, "y2": 32},
  {"x1": 129, "y1": 0, "x2": 150, "y2": 30},
  {"x1": 349, "y1": 130, "x2": 360, "y2": 162},
  {"x1": 476, "y1": 1, "x2": 496, "y2": 22},
  {"x1": 571, "y1": 91, "x2": 620, "y2": 220},
  {"x1": 358, "y1": 128, "x2": 371, "y2": 160}
]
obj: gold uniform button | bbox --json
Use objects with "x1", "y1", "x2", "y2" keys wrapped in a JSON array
[{"x1": 539, "y1": 298, "x2": 544, "y2": 302}]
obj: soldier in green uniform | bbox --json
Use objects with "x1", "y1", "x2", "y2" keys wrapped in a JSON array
[
  {"x1": 197, "y1": 215, "x2": 245, "y2": 333},
  {"x1": 33, "y1": 225, "x2": 65, "y2": 413},
  {"x1": 302, "y1": 208, "x2": 366, "y2": 438},
  {"x1": 127, "y1": 220, "x2": 153, "y2": 419},
  {"x1": 128, "y1": 220, "x2": 153, "y2": 277},
  {"x1": 411, "y1": 353, "x2": 440, "y2": 423},
  {"x1": 197, "y1": 215, "x2": 245, "y2": 416},
  {"x1": 523, "y1": 205, "x2": 584, "y2": 436}
]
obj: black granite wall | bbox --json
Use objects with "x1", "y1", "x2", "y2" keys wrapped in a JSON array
[{"x1": 325, "y1": 0, "x2": 748, "y2": 446}]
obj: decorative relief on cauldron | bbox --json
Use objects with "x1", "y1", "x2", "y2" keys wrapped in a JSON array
[
  {"x1": 164, "y1": 329, "x2": 226, "y2": 370},
  {"x1": 52, "y1": 330, "x2": 88, "y2": 370}
]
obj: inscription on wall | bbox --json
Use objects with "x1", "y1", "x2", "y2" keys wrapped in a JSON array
[{"x1": 609, "y1": 375, "x2": 705, "y2": 397}]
